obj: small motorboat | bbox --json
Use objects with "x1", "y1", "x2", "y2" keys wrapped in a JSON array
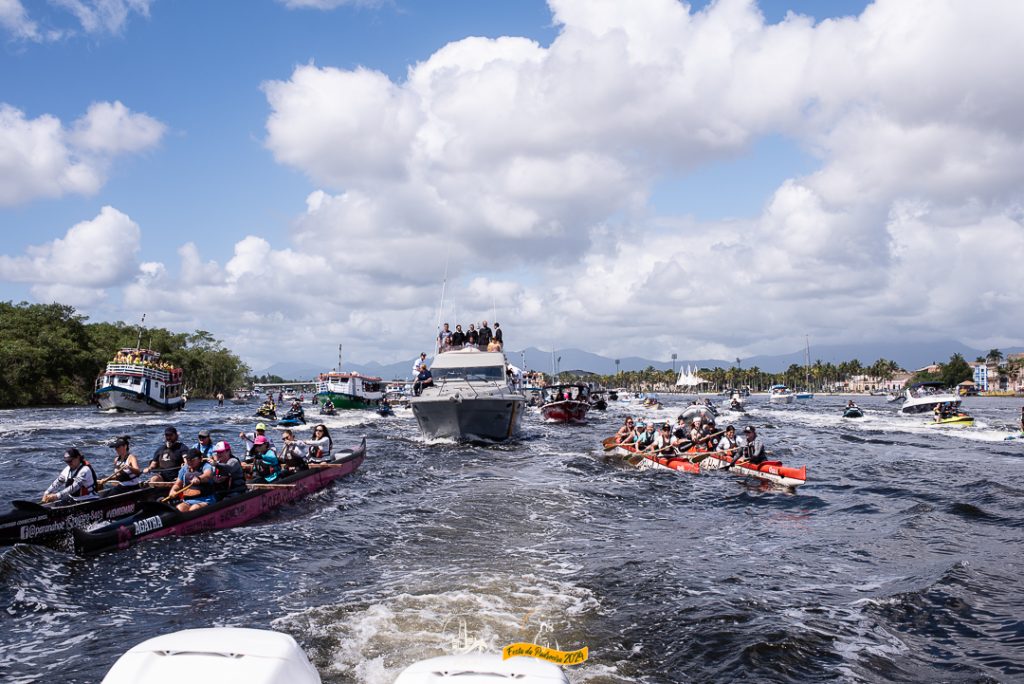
[{"x1": 843, "y1": 406, "x2": 864, "y2": 419}]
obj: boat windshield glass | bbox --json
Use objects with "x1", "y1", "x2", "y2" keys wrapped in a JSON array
[{"x1": 433, "y1": 365, "x2": 505, "y2": 382}]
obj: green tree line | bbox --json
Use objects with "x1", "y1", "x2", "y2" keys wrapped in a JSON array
[
  {"x1": 0, "y1": 301, "x2": 250, "y2": 408},
  {"x1": 559, "y1": 354, "x2": 976, "y2": 392}
]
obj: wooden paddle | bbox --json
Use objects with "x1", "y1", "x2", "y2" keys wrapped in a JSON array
[{"x1": 161, "y1": 486, "x2": 200, "y2": 503}]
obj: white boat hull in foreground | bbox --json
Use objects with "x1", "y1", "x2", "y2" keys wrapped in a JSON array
[
  {"x1": 102, "y1": 628, "x2": 320, "y2": 683},
  {"x1": 395, "y1": 653, "x2": 569, "y2": 683}
]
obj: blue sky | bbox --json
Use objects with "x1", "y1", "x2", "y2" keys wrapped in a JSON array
[{"x1": 2, "y1": 0, "x2": 1022, "y2": 369}]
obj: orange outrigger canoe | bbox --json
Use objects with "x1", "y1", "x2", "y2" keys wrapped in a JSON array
[{"x1": 610, "y1": 443, "x2": 807, "y2": 489}]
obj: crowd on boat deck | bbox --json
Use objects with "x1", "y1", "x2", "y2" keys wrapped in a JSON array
[
  {"x1": 611, "y1": 413, "x2": 766, "y2": 464},
  {"x1": 110, "y1": 351, "x2": 178, "y2": 372},
  {"x1": 40, "y1": 422, "x2": 337, "y2": 510},
  {"x1": 436, "y1": 320, "x2": 504, "y2": 352}
]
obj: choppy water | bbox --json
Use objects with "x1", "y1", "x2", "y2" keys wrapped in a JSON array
[{"x1": 1, "y1": 395, "x2": 1023, "y2": 683}]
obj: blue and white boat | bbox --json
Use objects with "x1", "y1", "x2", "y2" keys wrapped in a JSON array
[{"x1": 94, "y1": 347, "x2": 185, "y2": 412}]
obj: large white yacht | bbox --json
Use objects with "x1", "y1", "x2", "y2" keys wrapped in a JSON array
[
  {"x1": 898, "y1": 382, "x2": 962, "y2": 415},
  {"x1": 410, "y1": 348, "x2": 525, "y2": 441},
  {"x1": 768, "y1": 384, "x2": 795, "y2": 404}
]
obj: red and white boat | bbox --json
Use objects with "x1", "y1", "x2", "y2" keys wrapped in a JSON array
[
  {"x1": 611, "y1": 443, "x2": 806, "y2": 488},
  {"x1": 539, "y1": 384, "x2": 591, "y2": 424}
]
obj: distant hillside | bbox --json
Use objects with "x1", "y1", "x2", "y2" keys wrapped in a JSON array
[{"x1": 256, "y1": 341, "x2": 1023, "y2": 380}]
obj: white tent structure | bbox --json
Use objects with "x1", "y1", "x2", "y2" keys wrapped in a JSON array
[{"x1": 675, "y1": 364, "x2": 708, "y2": 388}]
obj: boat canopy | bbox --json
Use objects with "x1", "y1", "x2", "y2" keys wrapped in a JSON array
[
  {"x1": 910, "y1": 381, "x2": 949, "y2": 389},
  {"x1": 430, "y1": 349, "x2": 507, "y2": 369}
]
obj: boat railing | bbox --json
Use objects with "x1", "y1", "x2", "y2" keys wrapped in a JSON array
[{"x1": 104, "y1": 362, "x2": 177, "y2": 383}]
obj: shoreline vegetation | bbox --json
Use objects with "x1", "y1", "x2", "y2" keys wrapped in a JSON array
[{"x1": 0, "y1": 301, "x2": 249, "y2": 409}]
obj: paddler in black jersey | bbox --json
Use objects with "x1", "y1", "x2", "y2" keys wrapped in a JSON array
[
  {"x1": 42, "y1": 448, "x2": 99, "y2": 503},
  {"x1": 144, "y1": 426, "x2": 189, "y2": 482}
]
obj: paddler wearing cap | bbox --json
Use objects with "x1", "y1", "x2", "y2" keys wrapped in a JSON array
[
  {"x1": 101, "y1": 436, "x2": 142, "y2": 491},
  {"x1": 239, "y1": 422, "x2": 275, "y2": 457},
  {"x1": 143, "y1": 426, "x2": 189, "y2": 482},
  {"x1": 243, "y1": 436, "x2": 282, "y2": 484},
  {"x1": 210, "y1": 441, "x2": 246, "y2": 499},
  {"x1": 168, "y1": 448, "x2": 217, "y2": 512},
  {"x1": 193, "y1": 428, "x2": 216, "y2": 459},
  {"x1": 41, "y1": 448, "x2": 99, "y2": 504}
]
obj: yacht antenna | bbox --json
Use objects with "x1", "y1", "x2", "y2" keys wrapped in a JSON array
[
  {"x1": 338, "y1": 343, "x2": 343, "y2": 370},
  {"x1": 135, "y1": 313, "x2": 146, "y2": 349},
  {"x1": 434, "y1": 246, "x2": 451, "y2": 351}
]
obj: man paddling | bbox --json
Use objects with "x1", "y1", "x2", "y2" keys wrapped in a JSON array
[
  {"x1": 143, "y1": 427, "x2": 188, "y2": 483},
  {"x1": 42, "y1": 448, "x2": 99, "y2": 504},
  {"x1": 717, "y1": 425, "x2": 739, "y2": 454},
  {"x1": 168, "y1": 448, "x2": 217, "y2": 512},
  {"x1": 739, "y1": 426, "x2": 767, "y2": 465}
]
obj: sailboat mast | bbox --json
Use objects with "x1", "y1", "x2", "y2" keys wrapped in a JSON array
[{"x1": 804, "y1": 335, "x2": 810, "y2": 387}]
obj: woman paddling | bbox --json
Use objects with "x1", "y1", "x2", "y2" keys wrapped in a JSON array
[{"x1": 102, "y1": 437, "x2": 142, "y2": 492}]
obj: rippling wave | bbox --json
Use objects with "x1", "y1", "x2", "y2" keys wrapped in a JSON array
[{"x1": 0, "y1": 395, "x2": 1023, "y2": 682}]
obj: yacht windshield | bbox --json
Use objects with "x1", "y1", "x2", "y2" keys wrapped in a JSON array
[{"x1": 433, "y1": 365, "x2": 505, "y2": 382}]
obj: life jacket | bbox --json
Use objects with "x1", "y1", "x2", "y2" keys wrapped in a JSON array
[
  {"x1": 61, "y1": 461, "x2": 98, "y2": 497},
  {"x1": 254, "y1": 451, "x2": 282, "y2": 482}
]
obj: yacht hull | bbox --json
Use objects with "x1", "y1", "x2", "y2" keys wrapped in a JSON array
[{"x1": 412, "y1": 395, "x2": 524, "y2": 441}]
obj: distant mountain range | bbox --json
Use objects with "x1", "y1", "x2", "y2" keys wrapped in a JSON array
[{"x1": 255, "y1": 339, "x2": 1022, "y2": 381}]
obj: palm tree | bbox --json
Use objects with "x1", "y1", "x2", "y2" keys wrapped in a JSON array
[{"x1": 987, "y1": 349, "x2": 1004, "y2": 365}]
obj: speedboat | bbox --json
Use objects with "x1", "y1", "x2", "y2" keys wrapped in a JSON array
[
  {"x1": 768, "y1": 384, "x2": 795, "y2": 404},
  {"x1": 540, "y1": 384, "x2": 592, "y2": 424},
  {"x1": 899, "y1": 382, "x2": 962, "y2": 415},
  {"x1": 410, "y1": 348, "x2": 526, "y2": 441}
]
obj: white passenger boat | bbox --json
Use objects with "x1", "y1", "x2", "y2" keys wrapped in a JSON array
[
  {"x1": 768, "y1": 384, "x2": 795, "y2": 404},
  {"x1": 94, "y1": 347, "x2": 185, "y2": 412},
  {"x1": 898, "y1": 382, "x2": 962, "y2": 415},
  {"x1": 410, "y1": 348, "x2": 525, "y2": 441}
]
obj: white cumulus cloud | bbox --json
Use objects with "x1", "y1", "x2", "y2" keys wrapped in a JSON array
[{"x1": 0, "y1": 102, "x2": 165, "y2": 206}]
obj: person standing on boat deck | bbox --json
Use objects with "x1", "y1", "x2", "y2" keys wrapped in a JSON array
[
  {"x1": 245, "y1": 436, "x2": 282, "y2": 484},
  {"x1": 493, "y1": 322, "x2": 502, "y2": 347},
  {"x1": 42, "y1": 448, "x2": 99, "y2": 503},
  {"x1": 438, "y1": 323, "x2": 452, "y2": 351},
  {"x1": 211, "y1": 441, "x2": 246, "y2": 499},
  {"x1": 478, "y1": 321, "x2": 492, "y2": 349},
  {"x1": 413, "y1": 365, "x2": 434, "y2": 396},
  {"x1": 717, "y1": 425, "x2": 739, "y2": 454},
  {"x1": 103, "y1": 437, "x2": 142, "y2": 491},
  {"x1": 144, "y1": 427, "x2": 188, "y2": 482},
  {"x1": 740, "y1": 426, "x2": 767, "y2": 465},
  {"x1": 450, "y1": 324, "x2": 466, "y2": 349},
  {"x1": 169, "y1": 448, "x2": 217, "y2": 512},
  {"x1": 465, "y1": 324, "x2": 478, "y2": 348}
]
